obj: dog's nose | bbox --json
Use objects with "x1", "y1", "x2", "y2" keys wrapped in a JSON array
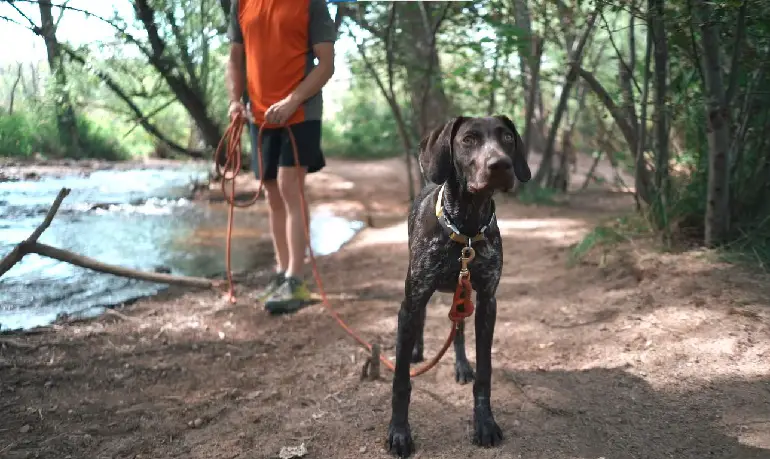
[{"x1": 487, "y1": 156, "x2": 512, "y2": 172}]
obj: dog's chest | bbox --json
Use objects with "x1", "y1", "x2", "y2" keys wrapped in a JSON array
[{"x1": 430, "y1": 241, "x2": 501, "y2": 293}]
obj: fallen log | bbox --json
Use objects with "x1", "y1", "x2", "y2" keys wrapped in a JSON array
[{"x1": 0, "y1": 187, "x2": 222, "y2": 290}]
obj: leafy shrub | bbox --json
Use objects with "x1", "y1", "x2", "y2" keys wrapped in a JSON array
[{"x1": 0, "y1": 107, "x2": 127, "y2": 160}]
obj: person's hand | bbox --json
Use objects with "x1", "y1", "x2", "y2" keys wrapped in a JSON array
[
  {"x1": 265, "y1": 95, "x2": 300, "y2": 125},
  {"x1": 228, "y1": 100, "x2": 246, "y2": 121}
]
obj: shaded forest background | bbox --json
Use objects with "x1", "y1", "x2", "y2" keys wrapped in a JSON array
[{"x1": 0, "y1": 0, "x2": 768, "y2": 264}]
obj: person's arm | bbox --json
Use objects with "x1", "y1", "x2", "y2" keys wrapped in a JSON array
[
  {"x1": 225, "y1": 0, "x2": 246, "y2": 118},
  {"x1": 286, "y1": 42, "x2": 334, "y2": 105},
  {"x1": 227, "y1": 45, "x2": 246, "y2": 104},
  {"x1": 264, "y1": 0, "x2": 336, "y2": 125},
  {"x1": 287, "y1": 0, "x2": 337, "y2": 104}
]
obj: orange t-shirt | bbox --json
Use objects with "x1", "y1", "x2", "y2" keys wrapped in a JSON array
[{"x1": 228, "y1": 0, "x2": 336, "y2": 126}]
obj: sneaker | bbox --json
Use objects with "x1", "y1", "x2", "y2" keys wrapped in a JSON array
[
  {"x1": 264, "y1": 276, "x2": 313, "y2": 315},
  {"x1": 257, "y1": 271, "x2": 285, "y2": 303}
]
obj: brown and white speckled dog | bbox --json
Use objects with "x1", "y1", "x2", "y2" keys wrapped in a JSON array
[{"x1": 387, "y1": 115, "x2": 531, "y2": 457}]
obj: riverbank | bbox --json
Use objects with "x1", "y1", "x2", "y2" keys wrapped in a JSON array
[
  {"x1": 0, "y1": 158, "x2": 209, "y2": 182},
  {"x1": 2, "y1": 157, "x2": 770, "y2": 459}
]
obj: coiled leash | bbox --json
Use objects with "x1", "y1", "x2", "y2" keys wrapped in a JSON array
[{"x1": 214, "y1": 111, "x2": 477, "y2": 378}]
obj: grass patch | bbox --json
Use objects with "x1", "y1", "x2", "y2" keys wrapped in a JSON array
[
  {"x1": 515, "y1": 185, "x2": 565, "y2": 207},
  {"x1": 568, "y1": 213, "x2": 652, "y2": 266},
  {"x1": 715, "y1": 216, "x2": 770, "y2": 272}
]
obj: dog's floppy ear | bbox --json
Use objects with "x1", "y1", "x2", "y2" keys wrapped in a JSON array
[
  {"x1": 418, "y1": 116, "x2": 466, "y2": 184},
  {"x1": 495, "y1": 115, "x2": 531, "y2": 183}
]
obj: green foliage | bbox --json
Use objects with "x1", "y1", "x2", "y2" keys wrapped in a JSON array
[
  {"x1": 515, "y1": 185, "x2": 565, "y2": 207},
  {"x1": 0, "y1": 113, "x2": 37, "y2": 158},
  {"x1": 321, "y1": 74, "x2": 403, "y2": 160},
  {"x1": 0, "y1": 106, "x2": 127, "y2": 160}
]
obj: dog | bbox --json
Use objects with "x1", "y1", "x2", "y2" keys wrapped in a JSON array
[{"x1": 386, "y1": 115, "x2": 531, "y2": 457}]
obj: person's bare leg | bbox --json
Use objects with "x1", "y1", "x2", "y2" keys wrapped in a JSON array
[
  {"x1": 277, "y1": 166, "x2": 308, "y2": 278},
  {"x1": 264, "y1": 180, "x2": 289, "y2": 272}
]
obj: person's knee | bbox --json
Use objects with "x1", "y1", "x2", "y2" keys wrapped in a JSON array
[
  {"x1": 264, "y1": 181, "x2": 284, "y2": 212},
  {"x1": 277, "y1": 167, "x2": 306, "y2": 207}
]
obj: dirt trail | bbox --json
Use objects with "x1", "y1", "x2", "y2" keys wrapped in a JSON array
[{"x1": 2, "y1": 157, "x2": 770, "y2": 459}]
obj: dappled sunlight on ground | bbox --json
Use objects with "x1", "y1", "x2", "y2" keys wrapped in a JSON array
[{"x1": 3, "y1": 159, "x2": 770, "y2": 458}]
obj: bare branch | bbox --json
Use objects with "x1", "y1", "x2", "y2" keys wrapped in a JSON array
[
  {"x1": 0, "y1": 188, "x2": 70, "y2": 277},
  {"x1": 575, "y1": 66, "x2": 638, "y2": 152},
  {"x1": 10, "y1": 0, "x2": 154, "y2": 57},
  {"x1": 533, "y1": 6, "x2": 602, "y2": 186},
  {"x1": 62, "y1": 46, "x2": 205, "y2": 157},
  {"x1": 599, "y1": 9, "x2": 642, "y2": 94},
  {"x1": 54, "y1": 0, "x2": 71, "y2": 28}
]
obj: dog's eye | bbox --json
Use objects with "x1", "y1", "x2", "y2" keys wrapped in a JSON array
[
  {"x1": 502, "y1": 133, "x2": 514, "y2": 143},
  {"x1": 461, "y1": 135, "x2": 475, "y2": 145}
]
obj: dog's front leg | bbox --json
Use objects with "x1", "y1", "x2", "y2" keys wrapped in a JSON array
[
  {"x1": 472, "y1": 292, "x2": 503, "y2": 447},
  {"x1": 453, "y1": 321, "x2": 475, "y2": 384},
  {"x1": 411, "y1": 306, "x2": 426, "y2": 363},
  {"x1": 388, "y1": 277, "x2": 431, "y2": 458}
]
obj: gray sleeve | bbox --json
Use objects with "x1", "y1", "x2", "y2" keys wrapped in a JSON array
[
  {"x1": 308, "y1": 0, "x2": 336, "y2": 46},
  {"x1": 227, "y1": 0, "x2": 243, "y2": 44}
]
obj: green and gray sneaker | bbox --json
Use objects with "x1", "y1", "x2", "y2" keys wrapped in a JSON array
[
  {"x1": 257, "y1": 271, "x2": 285, "y2": 303},
  {"x1": 264, "y1": 276, "x2": 313, "y2": 315}
]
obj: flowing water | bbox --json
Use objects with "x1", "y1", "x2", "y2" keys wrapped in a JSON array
[{"x1": 0, "y1": 165, "x2": 364, "y2": 331}]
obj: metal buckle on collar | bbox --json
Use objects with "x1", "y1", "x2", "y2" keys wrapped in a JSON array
[{"x1": 434, "y1": 184, "x2": 495, "y2": 246}]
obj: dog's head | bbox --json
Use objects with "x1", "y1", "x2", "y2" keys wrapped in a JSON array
[{"x1": 418, "y1": 115, "x2": 531, "y2": 193}]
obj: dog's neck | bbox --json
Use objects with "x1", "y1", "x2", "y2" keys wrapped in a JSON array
[{"x1": 440, "y1": 177, "x2": 495, "y2": 237}]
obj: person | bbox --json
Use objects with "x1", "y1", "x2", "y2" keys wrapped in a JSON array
[{"x1": 226, "y1": 0, "x2": 336, "y2": 314}]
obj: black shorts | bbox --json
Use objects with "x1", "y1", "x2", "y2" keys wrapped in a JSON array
[{"x1": 248, "y1": 120, "x2": 326, "y2": 181}]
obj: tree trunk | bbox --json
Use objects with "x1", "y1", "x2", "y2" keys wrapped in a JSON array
[
  {"x1": 620, "y1": 12, "x2": 639, "y2": 135},
  {"x1": 532, "y1": 7, "x2": 601, "y2": 187},
  {"x1": 636, "y1": 13, "x2": 654, "y2": 207},
  {"x1": 522, "y1": 35, "x2": 544, "y2": 164},
  {"x1": 8, "y1": 63, "x2": 22, "y2": 115},
  {"x1": 38, "y1": 0, "x2": 81, "y2": 154},
  {"x1": 132, "y1": 0, "x2": 223, "y2": 150},
  {"x1": 487, "y1": 39, "x2": 500, "y2": 116},
  {"x1": 510, "y1": 0, "x2": 547, "y2": 152},
  {"x1": 219, "y1": 0, "x2": 231, "y2": 20},
  {"x1": 650, "y1": 0, "x2": 670, "y2": 208},
  {"x1": 692, "y1": 0, "x2": 731, "y2": 246},
  {"x1": 27, "y1": 62, "x2": 39, "y2": 101},
  {"x1": 399, "y1": 3, "x2": 451, "y2": 137}
]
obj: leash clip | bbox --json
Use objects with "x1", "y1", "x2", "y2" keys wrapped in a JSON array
[{"x1": 458, "y1": 245, "x2": 475, "y2": 280}]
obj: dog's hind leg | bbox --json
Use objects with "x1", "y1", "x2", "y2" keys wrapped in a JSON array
[
  {"x1": 387, "y1": 277, "x2": 432, "y2": 458},
  {"x1": 471, "y1": 292, "x2": 503, "y2": 447},
  {"x1": 453, "y1": 321, "x2": 475, "y2": 384},
  {"x1": 410, "y1": 307, "x2": 426, "y2": 363}
]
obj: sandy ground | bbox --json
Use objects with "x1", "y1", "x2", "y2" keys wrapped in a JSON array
[{"x1": 2, "y1": 156, "x2": 770, "y2": 459}]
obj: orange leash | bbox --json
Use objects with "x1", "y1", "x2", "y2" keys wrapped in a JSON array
[{"x1": 214, "y1": 113, "x2": 476, "y2": 377}]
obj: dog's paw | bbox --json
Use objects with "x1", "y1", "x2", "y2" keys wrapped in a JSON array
[
  {"x1": 410, "y1": 347, "x2": 424, "y2": 363},
  {"x1": 454, "y1": 360, "x2": 475, "y2": 384},
  {"x1": 472, "y1": 413, "x2": 503, "y2": 448},
  {"x1": 387, "y1": 422, "x2": 414, "y2": 457}
]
